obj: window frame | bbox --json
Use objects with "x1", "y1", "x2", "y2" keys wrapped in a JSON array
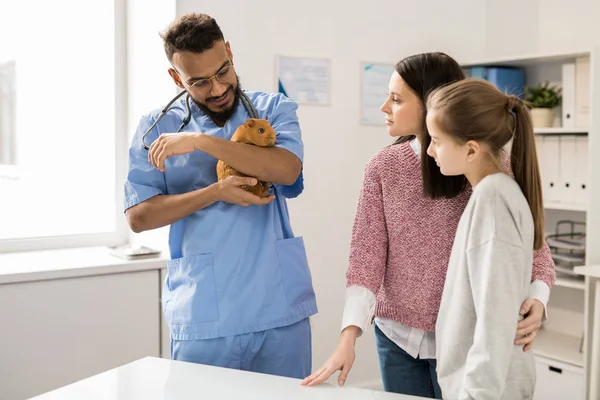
[
  {"x1": 0, "y1": 0, "x2": 129, "y2": 253},
  {"x1": 0, "y1": 60, "x2": 16, "y2": 167}
]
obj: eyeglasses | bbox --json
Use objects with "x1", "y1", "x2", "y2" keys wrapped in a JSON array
[{"x1": 185, "y1": 63, "x2": 236, "y2": 93}]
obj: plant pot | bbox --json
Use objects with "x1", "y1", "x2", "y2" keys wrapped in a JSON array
[{"x1": 530, "y1": 108, "x2": 554, "y2": 128}]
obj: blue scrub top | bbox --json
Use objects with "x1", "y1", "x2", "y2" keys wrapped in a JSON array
[{"x1": 124, "y1": 90, "x2": 318, "y2": 340}]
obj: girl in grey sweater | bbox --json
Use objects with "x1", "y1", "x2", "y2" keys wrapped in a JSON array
[{"x1": 425, "y1": 78, "x2": 543, "y2": 400}]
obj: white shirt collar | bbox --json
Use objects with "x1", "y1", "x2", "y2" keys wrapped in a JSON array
[{"x1": 409, "y1": 137, "x2": 421, "y2": 157}]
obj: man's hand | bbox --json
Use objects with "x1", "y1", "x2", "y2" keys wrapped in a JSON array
[
  {"x1": 300, "y1": 326, "x2": 359, "y2": 387},
  {"x1": 148, "y1": 132, "x2": 199, "y2": 172},
  {"x1": 515, "y1": 298, "x2": 544, "y2": 351},
  {"x1": 215, "y1": 176, "x2": 275, "y2": 207}
]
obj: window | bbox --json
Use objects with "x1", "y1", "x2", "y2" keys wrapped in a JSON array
[
  {"x1": 0, "y1": 0, "x2": 127, "y2": 251},
  {"x1": 0, "y1": 60, "x2": 16, "y2": 167}
]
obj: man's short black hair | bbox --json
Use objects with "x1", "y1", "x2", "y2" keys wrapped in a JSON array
[{"x1": 160, "y1": 13, "x2": 225, "y2": 62}]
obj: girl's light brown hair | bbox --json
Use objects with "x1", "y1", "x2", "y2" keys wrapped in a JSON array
[{"x1": 427, "y1": 78, "x2": 545, "y2": 250}]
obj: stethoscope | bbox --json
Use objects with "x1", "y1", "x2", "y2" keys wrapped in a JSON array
[{"x1": 141, "y1": 88, "x2": 259, "y2": 150}]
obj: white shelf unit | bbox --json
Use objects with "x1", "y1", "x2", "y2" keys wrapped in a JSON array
[
  {"x1": 555, "y1": 275, "x2": 586, "y2": 290},
  {"x1": 461, "y1": 49, "x2": 600, "y2": 400},
  {"x1": 461, "y1": 50, "x2": 592, "y2": 69},
  {"x1": 544, "y1": 200, "x2": 588, "y2": 212},
  {"x1": 534, "y1": 329, "x2": 584, "y2": 367},
  {"x1": 535, "y1": 127, "x2": 589, "y2": 135}
]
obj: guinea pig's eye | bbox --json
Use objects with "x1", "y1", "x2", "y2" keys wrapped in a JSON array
[{"x1": 258, "y1": 128, "x2": 265, "y2": 134}]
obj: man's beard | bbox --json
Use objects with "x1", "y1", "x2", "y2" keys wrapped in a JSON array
[{"x1": 192, "y1": 77, "x2": 242, "y2": 125}]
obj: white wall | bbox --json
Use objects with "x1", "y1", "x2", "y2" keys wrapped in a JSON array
[
  {"x1": 484, "y1": 0, "x2": 600, "y2": 60},
  {"x1": 127, "y1": 0, "x2": 600, "y2": 391},
  {"x1": 165, "y1": 0, "x2": 486, "y2": 388}
]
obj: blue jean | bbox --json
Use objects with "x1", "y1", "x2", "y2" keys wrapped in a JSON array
[
  {"x1": 171, "y1": 318, "x2": 312, "y2": 379},
  {"x1": 375, "y1": 323, "x2": 442, "y2": 399}
]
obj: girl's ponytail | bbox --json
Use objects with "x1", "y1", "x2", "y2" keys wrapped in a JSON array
[{"x1": 509, "y1": 95, "x2": 545, "y2": 250}]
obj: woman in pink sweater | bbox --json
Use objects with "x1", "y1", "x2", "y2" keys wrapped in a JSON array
[{"x1": 301, "y1": 53, "x2": 555, "y2": 398}]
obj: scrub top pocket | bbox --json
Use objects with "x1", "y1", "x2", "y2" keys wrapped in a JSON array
[
  {"x1": 164, "y1": 253, "x2": 219, "y2": 325},
  {"x1": 275, "y1": 237, "x2": 315, "y2": 306}
]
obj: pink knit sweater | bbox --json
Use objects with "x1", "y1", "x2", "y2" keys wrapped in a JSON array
[{"x1": 346, "y1": 142, "x2": 556, "y2": 332}]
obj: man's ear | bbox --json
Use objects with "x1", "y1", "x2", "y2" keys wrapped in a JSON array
[
  {"x1": 225, "y1": 41, "x2": 233, "y2": 63},
  {"x1": 168, "y1": 68, "x2": 185, "y2": 89}
]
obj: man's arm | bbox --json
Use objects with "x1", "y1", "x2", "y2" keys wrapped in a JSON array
[
  {"x1": 126, "y1": 175, "x2": 274, "y2": 233},
  {"x1": 149, "y1": 95, "x2": 305, "y2": 189},
  {"x1": 193, "y1": 134, "x2": 301, "y2": 185},
  {"x1": 126, "y1": 113, "x2": 275, "y2": 233},
  {"x1": 126, "y1": 186, "x2": 217, "y2": 233}
]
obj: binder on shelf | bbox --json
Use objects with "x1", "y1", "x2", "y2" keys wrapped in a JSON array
[
  {"x1": 561, "y1": 63, "x2": 576, "y2": 128},
  {"x1": 466, "y1": 66, "x2": 525, "y2": 98},
  {"x1": 537, "y1": 135, "x2": 561, "y2": 203},
  {"x1": 559, "y1": 136, "x2": 577, "y2": 203},
  {"x1": 575, "y1": 57, "x2": 590, "y2": 129},
  {"x1": 574, "y1": 136, "x2": 589, "y2": 205}
]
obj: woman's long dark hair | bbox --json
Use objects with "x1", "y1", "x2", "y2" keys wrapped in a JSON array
[{"x1": 392, "y1": 52, "x2": 468, "y2": 199}]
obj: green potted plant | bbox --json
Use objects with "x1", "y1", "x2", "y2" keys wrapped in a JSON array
[{"x1": 524, "y1": 81, "x2": 562, "y2": 128}]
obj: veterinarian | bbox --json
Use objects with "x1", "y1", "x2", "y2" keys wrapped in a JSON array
[{"x1": 123, "y1": 13, "x2": 317, "y2": 379}]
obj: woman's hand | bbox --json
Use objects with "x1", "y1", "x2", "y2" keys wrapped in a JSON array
[
  {"x1": 300, "y1": 326, "x2": 360, "y2": 387},
  {"x1": 515, "y1": 298, "x2": 544, "y2": 351}
]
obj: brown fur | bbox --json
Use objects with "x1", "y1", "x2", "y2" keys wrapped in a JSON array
[{"x1": 216, "y1": 118, "x2": 277, "y2": 197}]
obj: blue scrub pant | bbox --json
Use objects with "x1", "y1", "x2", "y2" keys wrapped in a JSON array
[{"x1": 171, "y1": 318, "x2": 312, "y2": 379}]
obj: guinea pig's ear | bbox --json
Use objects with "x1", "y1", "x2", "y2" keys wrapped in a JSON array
[{"x1": 246, "y1": 118, "x2": 255, "y2": 128}]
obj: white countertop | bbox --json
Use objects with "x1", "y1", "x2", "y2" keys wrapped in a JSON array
[
  {"x1": 31, "y1": 357, "x2": 425, "y2": 400},
  {"x1": 0, "y1": 246, "x2": 166, "y2": 284}
]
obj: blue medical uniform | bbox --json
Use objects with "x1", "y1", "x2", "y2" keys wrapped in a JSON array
[{"x1": 124, "y1": 90, "x2": 318, "y2": 379}]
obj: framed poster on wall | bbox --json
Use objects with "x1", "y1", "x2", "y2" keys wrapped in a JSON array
[
  {"x1": 276, "y1": 55, "x2": 330, "y2": 105},
  {"x1": 361, "y1": 62, "x2": 394, "y2": 125}
]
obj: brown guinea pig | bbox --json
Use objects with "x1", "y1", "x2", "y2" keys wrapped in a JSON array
[{"x1": 216, "y1": 119, "x2": 277, "y2": 198}]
